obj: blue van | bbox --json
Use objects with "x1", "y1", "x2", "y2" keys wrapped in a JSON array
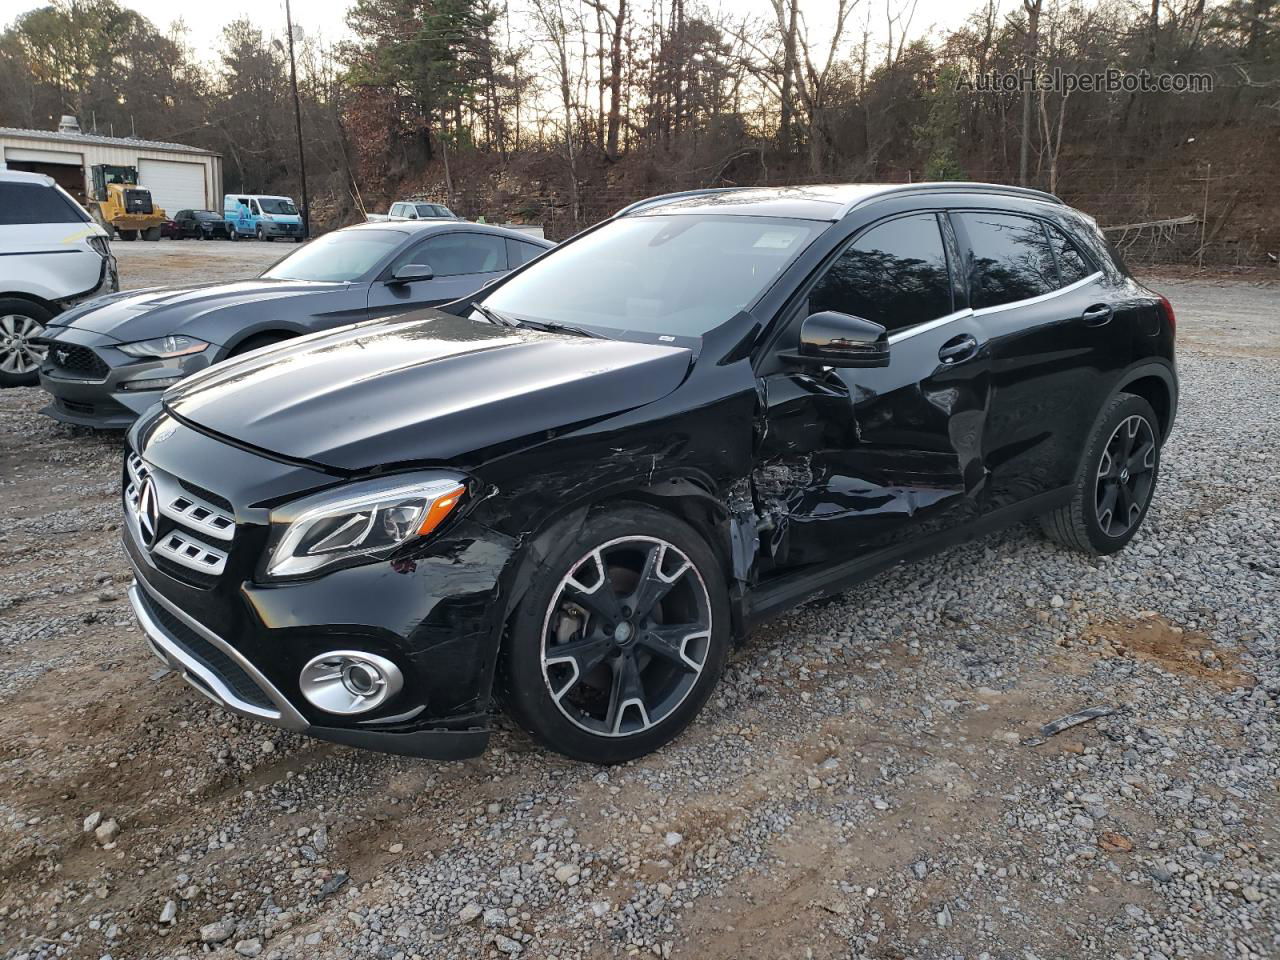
[{"x1": 223, "y1": 194, "x2": 304, "y2": 242}]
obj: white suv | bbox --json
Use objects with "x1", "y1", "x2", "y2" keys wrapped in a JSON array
[{"x1": 0, "y1": 170, "x2": 118, "y2": 386}]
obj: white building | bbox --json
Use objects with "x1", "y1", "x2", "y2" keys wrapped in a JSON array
[{"x1": 0, "y1": 116, "x2": 223, "y2": 215}]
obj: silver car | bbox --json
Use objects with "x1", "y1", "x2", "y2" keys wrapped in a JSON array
[{"x1": 38, "y1": 221, "x2": 551, "y2": 428}]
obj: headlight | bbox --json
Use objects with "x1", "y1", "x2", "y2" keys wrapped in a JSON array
[
  {"x1": 118, "y1": 335, "x2": 209, "y2": 359},
  {"x1": 266, "y1": 476, "x2": 467, "y2": 578}
]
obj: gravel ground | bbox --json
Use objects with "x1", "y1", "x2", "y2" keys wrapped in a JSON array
[
  {"x1": 0, "y1": 265, "x2": 1276, "y2": 960},
  {"x1": 111, "y1": 239, "x2": 286, "y2": 289}
]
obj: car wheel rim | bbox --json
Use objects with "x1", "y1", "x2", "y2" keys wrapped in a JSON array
[
  {"x1": 1095, "y1": 414, "x2": 1156, "y2": 537},
  {"x1": 0, "y1": 314, "x2": 47, "y2": 375},
  {"x1": 541, "y1": 535, "x2": 712, "y2": 739}
]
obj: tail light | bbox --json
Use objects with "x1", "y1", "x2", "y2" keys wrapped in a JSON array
[{"x1": 1157, "y1": 294, "x2": 1176, "y2": 337}]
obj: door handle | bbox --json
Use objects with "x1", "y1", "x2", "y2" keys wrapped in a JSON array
[
  {"x1": 938, "y1": 333, "x2": 978, "y2": 365},
  {"x1": 1082, "y1": 303, "x2": 1114, "y2": 326}
]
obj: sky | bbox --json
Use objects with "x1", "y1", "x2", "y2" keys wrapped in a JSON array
[{"x1": 3, "y1": 0, "x2": 988, "y2": 63}]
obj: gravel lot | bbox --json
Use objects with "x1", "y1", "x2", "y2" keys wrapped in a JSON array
[{"x1": 0, "y1": 249, "x2": 1276, "y2": 960}]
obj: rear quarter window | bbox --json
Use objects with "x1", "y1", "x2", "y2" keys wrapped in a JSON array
[
  {"x1": 0, "y1": 182, "x2": 91, "y2": 225},
  {"x1": 1045, "y1": 223, "x2": 1094, "y2": 285}
]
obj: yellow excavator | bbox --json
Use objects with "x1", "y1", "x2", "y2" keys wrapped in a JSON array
[{"x1": 88, "y1": 165, "x2": 166, "y2": 241}]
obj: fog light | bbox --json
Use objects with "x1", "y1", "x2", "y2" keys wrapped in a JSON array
[
  {"x1": 120, "y1": 376, "x2": 183, "y2": 391},
  {"x1": 299, "y1": 650, "x2": 403, "y2": 715}
]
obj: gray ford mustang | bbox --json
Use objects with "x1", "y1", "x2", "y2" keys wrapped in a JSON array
[{"x1": 37, "y1": 221, "x2": 552, "y2": 428}]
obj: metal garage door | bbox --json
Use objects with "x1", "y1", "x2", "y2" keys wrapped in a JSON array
[{"x1": 137, "y1": 159, "x2": 206, "y2": 215}]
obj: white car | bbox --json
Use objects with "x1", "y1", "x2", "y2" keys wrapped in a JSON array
[
  {"x1": 366, "y1": 201, "x2": 461, "y2": 222},
  {"x1": 0, "y1": 170, "x2": 118, "y2": 386}
]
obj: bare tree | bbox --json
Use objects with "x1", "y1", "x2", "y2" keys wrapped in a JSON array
[
  {"x1": 528, "y1": 0, "x2": 584, "y2": 226},
  {"x1": 1019, "y1": 0, "x2": 1042, "y2": 186},
  {"x1": 587, "y1": 0, "x2": 628, "y2": 159}
]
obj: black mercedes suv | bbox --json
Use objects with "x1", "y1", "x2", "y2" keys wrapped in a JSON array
[{"x1": 122, "y1": 183, "x2": 1177, "y2": 764}]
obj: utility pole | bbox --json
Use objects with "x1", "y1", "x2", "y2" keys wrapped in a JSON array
[{"x1": 285, "y1": 0, "x2": 310, "y2": 239}]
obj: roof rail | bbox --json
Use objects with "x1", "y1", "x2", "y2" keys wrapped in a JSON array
[
  {"x1": 838, "y1": 181, "x2": 1062, "y2": 218},
  {"x1": 614, "y1": 187, "x2": 751, "y2": 218}
]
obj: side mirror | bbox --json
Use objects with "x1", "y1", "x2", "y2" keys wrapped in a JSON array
[
  {"x1": 787, "y1": 311, "x2": 890, "y2": 367},
  {"x1": 390, "y1": 263, "x2": 433, "y2": 284}
]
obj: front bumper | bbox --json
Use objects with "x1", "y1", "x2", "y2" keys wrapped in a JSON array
[
  {"x1": 119, "y1": 414, "x2": 506, "y2": 759},
  {"x1": 38, "y1": 335, "x2": 216, "y2": 429},
  {"x1": 128, "y1": 577, "x2": 489, "y2": 759},
  {"x1": 260, "y1": 221, "x2": 302, "y2": 238}
]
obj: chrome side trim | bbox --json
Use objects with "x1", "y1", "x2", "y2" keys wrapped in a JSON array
[
  {"x1": 970, "y1": 271, "x2": 1103, "y2": 318},
  {"x1": 884, "y1": 271, "x2": 1103, "y2": 346},
  {"x1": 887, "y1": 308, "x2": 974, "y2": 345},
  {"x1": 127, "y1": 577, "x2": 307, "y2": 731}
]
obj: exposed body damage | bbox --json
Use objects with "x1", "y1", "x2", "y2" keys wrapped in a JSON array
[{"x1": 120, "y1": 182, "x2": 1178, "y2": 761}]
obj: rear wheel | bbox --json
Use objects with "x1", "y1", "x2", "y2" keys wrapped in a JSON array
[
  {"x1": 501, "y1": 504, "x2": 729, "y2": 763},
  {"x1": 0, "y1": 300, "x2": 53, "y2": 387},
  {"x1": 1040, "y1": 393, "x2": 1161, "y2": 555},
  {"x1": 119, "y1": 229, "x2": 138, "y2": 241},
  {"x1": 143, "y1": 226, "x2": 161, "y2": 241}
]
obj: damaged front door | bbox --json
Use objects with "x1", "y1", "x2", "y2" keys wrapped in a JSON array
[{"x1": 754, "y1": 212, "x2": 992, "y2": 573}]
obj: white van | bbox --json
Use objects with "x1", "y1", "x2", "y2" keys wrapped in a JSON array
[{"x1": 0, "y1": 170, "x2": 117, "y2": 387}]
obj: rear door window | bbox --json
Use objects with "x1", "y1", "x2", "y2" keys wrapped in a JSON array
[
  {"x1": 0, "y1": 182, "x2": 90, "y2": 224},
  {"x1": 955, "y1": 212, "x2": 1058, "y2": 309},
  {"x1": 506, "y1": 238, "x2": 546, "y2": 268},
  {"x1": 807, "y1": 213, "x2": 953, "y2": 333}
]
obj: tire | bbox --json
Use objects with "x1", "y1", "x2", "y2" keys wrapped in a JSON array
[
  {"x1": 143, "y1": 226, "x2": 161, "y2": 241},
  {"x1": 1039, "y1": 393, "x2": 1161, "y2": 555},
  {"x1": 0, "y1": 299, "x2": 54, "y2": 388},
  {"x1": 230, "y1": 332, "x2": 291, "y2": 357},
  {"x1": 229, "y1": 228, "x2": 239, "y2": 242},
  {"x1": 120, "y1": 230, "x2": 138, "y2": 241},
  {"x1": 500, "y1": 503, "x2": 730, "y2": 763}
]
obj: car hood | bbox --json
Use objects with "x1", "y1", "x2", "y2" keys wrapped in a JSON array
[
  {"x1": 51, "y1": 279, "x2": 350, "y2": 342},
  {"x1": 163, "y1": 311, "x2": 694, "y2": 471}
]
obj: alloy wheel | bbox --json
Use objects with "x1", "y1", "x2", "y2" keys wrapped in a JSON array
[
  {"x1": 0, "y1": 314, "x2": 46, "y2": 376},
  {"x1": 1095, "y1": 414, "x2": 1156, "y2": 537},
  {"x1": 541, "y1": 536, "x2": 712, "y2": 738}
]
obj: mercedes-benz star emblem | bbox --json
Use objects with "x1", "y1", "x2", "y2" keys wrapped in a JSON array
[
  {"x1": 137, "y1": 477, "x2": 161, "y2": 547},
  {"x1": 55, "y1": 348, "x2": 69, "y2": 364}
]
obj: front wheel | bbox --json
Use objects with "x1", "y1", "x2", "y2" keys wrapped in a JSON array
[
  {"x1": 1040, "y1": 393, "x2": 1161, "y2": 555},
  {"x1": 0, "y1": 300, "x2": 53, "y2": 387},
  {"x1": 500, "y1": 505, "x2": 729, "y2": 763}
]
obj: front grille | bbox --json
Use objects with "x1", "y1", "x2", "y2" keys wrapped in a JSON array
[
  {"x1": 136, "y1": 588, "x2": 272, "y2": 709},
  {"x1": 50, "y1": 344, "x2": 109, "y2": 380},
  {"x1": 125, "y1": 453, "x2": 236, "y2": 589},
  {"x1": 178, "y1": 479, "x2": 234, "y2": 514},
  {"x1": 61, "y1": 398, "x2": 96, "y2": 415}
]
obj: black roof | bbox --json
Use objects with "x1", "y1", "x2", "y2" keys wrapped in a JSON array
[{"x1": 620, "y1": 183, "x2": 1062, "y2": 221}]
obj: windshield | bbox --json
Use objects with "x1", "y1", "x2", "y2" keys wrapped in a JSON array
[
  {"x1": 262, "y1": 229, "x2": 401, "y2": 282},
  {"x1": 415, "y1": 204, "x2": 452, "y2": 218},
  {"x1": 479, "y1": 214, "x2": 823, "y2": 337},
  {"x1": 194, "y1": 210, "x2": 221, "y2": 220},
  {"x1": 260, "y1": 198, "x2": 298, "y2": 216}
]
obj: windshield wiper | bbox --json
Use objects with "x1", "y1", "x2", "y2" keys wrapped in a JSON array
[
  {"x1": 510, "y1": 317, "x2": 612, "y2": 340},
  {"x1": 470, "y1": 302, "x2": 610, "y2": 340},
  {"x1": 470, "y1": 301, "x2": 519, "y2": 327}
]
